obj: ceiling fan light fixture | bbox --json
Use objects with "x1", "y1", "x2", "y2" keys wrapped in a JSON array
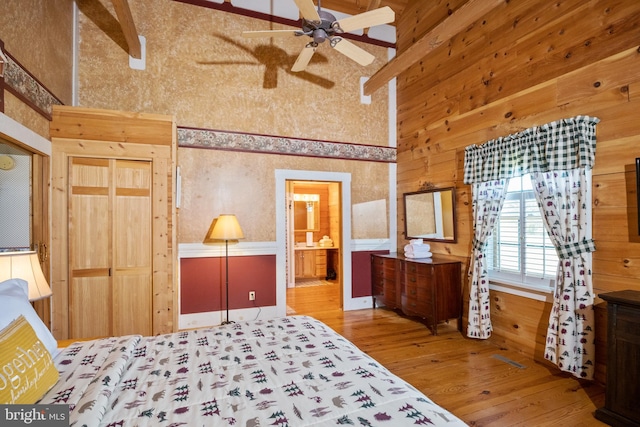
[
  {"x1": 313, "y1": 29, "x2": 327, "y2": 44},
  {"x1": 242, "y1": 0, "x2": 395, "y2": 73}
]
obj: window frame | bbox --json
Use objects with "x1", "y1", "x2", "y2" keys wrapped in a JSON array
[{"x1": 486, "y1": 170, "x2": 593, "y2": 297}]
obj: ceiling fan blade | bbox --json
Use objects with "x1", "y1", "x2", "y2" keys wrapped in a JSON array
[
  {"x1": 331, "y1": 38, "x2": 375, "y2": 66},
  {"x1": 242, "y1": 30, "x2": 299, "y2": 38},
  {"x1": 292, "y1": 44, "x2": 316, "y2": 72},
  {"x1": 335, "y1": 6, "x2": 395, "y2": 33},
  {"x1": 294, "y1": 0, "x2": 321, "y2": 22}
]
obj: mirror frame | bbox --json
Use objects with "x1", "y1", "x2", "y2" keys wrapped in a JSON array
[{"x1": 403, "y1": 187, "x2": 457, "y2": 243}]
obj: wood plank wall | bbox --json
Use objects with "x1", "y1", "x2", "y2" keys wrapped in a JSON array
[{"x1": 395, "y1": 0, "x2": 640, "y2": 383}]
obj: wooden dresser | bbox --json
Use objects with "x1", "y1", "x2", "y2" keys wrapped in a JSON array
[
  {"x1": 371, "y1": 253, "x2": 462, "y2": 335},
  {"x1": 595, "y1": 290, "x2": 640, "y2": 427}
]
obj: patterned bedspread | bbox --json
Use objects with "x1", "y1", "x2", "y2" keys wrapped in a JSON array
[{"x1": 40, "y1": 315, "x2": 467, "y2": 426}]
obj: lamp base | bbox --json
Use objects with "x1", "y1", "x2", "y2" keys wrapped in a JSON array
[{"x1": 221, "y1": 320, "x2": 235, "y2": 325}]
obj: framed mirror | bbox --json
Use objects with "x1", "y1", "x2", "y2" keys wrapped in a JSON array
[
  {"x1": 293, "y1": 195, "x2": 320, "y2": 231},
  {"x1": 403, "y1": 187, "x2": 456, "y2": 242}
]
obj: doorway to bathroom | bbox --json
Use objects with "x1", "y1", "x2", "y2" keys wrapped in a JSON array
[
  {"x1": 286, "y1": 179, "x2": 342, "y2": 315},
  {"x1": 275, "y1": 170, "x2": 352, "y2": 317}
]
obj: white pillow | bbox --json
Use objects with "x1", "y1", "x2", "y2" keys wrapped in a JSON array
[{"x1": 0, "y1": 278, "x2": 58, "y2": 357}]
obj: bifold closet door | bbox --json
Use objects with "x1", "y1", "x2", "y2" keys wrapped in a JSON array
[{"x1": 68, "y1": 157, "x2": 152, "y2": 338}]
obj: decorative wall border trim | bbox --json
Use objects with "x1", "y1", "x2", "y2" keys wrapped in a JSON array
[
  {"x1": 0, "y1": 42, "x2": 63, "y2": 120},
  {"x1": 178, "y1": 127, "x2": 396, "y2": 163}
]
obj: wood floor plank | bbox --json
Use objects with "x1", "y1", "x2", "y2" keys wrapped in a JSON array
[{"x1": 286, "y1": 281, "x2": 607, "y2": 426}]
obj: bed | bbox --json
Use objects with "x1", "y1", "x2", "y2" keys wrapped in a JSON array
[{"x1": 1, "y1": 278, "x2": 467, "y2": 426}]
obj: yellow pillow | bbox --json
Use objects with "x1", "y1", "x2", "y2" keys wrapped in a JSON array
[{"x1": 0, "y1": 315, "x2": 59, "y2": 404}]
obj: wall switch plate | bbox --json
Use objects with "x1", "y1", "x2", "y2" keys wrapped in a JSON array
[{"x1": 249, "y1": 291, "x2": 256, "y2": 301}]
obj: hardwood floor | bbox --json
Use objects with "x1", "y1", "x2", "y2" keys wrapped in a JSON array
[{"x1": 287, "y1": 281, "x2": 607, "y2": 426}]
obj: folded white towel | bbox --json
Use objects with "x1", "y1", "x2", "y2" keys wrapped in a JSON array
[
  {"x1": 410, "y1": 239, "x2": 424, "y2": 245},
  {"x1": 404, "y1": 243, "x2": 431, "y2": 253},
  {"x1": 404, "y1": 251, "x2": 432, "y2": 259}
]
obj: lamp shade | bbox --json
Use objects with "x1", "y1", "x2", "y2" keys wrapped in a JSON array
[
  {"x1": 204, "y1": 214, "x2": 244, "y2": 242},
  {"x1": 0, "y1": 251, "x2": 52, "y2": 301}
]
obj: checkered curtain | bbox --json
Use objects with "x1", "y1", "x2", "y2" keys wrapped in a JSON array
[
  {"x1": 464, "y1": 115, "x2": 598, "y2": 183},
  {"x1": 463, "y1": 116, "x2": 599, "y2": 379}
]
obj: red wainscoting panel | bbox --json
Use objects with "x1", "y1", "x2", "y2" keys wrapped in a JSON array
[
  {"x1": 180, "y1": 255, "x2": 277, "y2": 314},
  {"x1": 182, "y1": 252, "x2": 387, "y2": 312},
  {"x1": 180, "y1": 257, "x2": 221, "y2": 314},
  {"x1": 351, "y1": 250, "x2": 390, "y2": 298}
]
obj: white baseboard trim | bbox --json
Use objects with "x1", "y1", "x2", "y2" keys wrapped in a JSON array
[
  {"x1": 344, "y1": 296, "x2": 374, "y2": 311},
  {"x1": 179, "y1": 306, "x2": 278, "y2": 330}
]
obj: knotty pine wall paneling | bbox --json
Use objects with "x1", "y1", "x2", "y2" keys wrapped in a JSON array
[{"x1": 395, "y1": 0, "x2": 640, "y2": 383}]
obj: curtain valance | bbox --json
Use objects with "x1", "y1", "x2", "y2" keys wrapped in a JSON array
[{"x1": 464, "y1": 115, "x2": 599, "y2": 184}]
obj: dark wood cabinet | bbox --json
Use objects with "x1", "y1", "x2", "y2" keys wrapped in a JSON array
[
  {"x1": 371, "y1": 253, "x2": 461, "y2": 335},
  {"x1": 595, "y1": 290, "x2": 640, "y2": 427},
  {"x1": 371, "y1": 254, "x2": 399, "y2": 310}
]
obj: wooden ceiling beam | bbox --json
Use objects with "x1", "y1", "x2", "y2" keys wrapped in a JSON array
[
  {"x1": 368, "y1": 0, "x2": 383, "y2": 10},
  {"x1": 111, "y1": 0, "x2": 141, "y2": 59},
  {"x1": 363, "y1": 0, "x2": 383, "y2": 34},
  {"x1": 363, "y1": 0, "x2": 503, "y2": 95}
]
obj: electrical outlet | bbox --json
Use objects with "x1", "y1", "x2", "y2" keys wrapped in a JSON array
[{"x1": 249, "y1": 291, "x2": 256, "y2": 301}]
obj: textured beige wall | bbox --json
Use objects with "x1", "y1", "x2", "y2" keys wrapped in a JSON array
[
  {"x1": 77, "y1": 0, "x2": 390, "y2": 142},
  {"x1": 179, "y1": 148, "x2": 390, "y2": 242},
  {"x1": 75, "y1": 0, "x2": 393, "y2": 243},
  {"x1": 3, "y1": 94, "x2": 51, "y2": 139},
  {"x1": 0, "y1": 0, "x2": 74, "y2": 134},
  {"x1": 0, "y1": 0, "x2": 74, "y2": 104}
]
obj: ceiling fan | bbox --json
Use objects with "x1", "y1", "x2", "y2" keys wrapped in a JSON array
[{"x1": 241, "y1": 0, "x2": 395, "y2": 72}]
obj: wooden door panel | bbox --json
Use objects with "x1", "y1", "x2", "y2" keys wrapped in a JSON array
[
  {"x1": 70, "y1": 195, "x2": 110, "y2": 269},
  {"x1": 69, "y1": 276, "x2": 110, "y2": 338},
  {"x1": 113, "y1": 274, "x2": 151, "y2": 336},
  {"x1": 115, "y1": 196, "x2": 151, "y2": 267},
  {"x1": 68, "y1": 157, "x2": 153, "y2": 338},
  {"x1": 303, "y1": 251, "x2": 315, "y2": 277},
  {"x1": 69, "y1": 158, "x2": 110, "y2": 271},
  {"x1": 115, "y1": 159, "x2": 151, "y2": 269},
  {"x1": 115, "y1": 159, "x2": 151, "y2": 188},
  {"x1": 70, "y1": 157, "x2": 110, "y2": 186},
  {"x1": 69, "y1": 158, "x2": 111, "y2": 338},
  {"x1": 114, "y1": 160, "x2": 152, "y2": 336},
  {"x1": 295, "y1": 251, "x2": 305, "y2": 278}
]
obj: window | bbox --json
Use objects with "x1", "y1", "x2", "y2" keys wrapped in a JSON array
[
  {"x1": 0, "y1": 139, "x2": 32, "y2": 251},
  {"x1": 486, "y1": 174, "x2": 558, "y2": 292}
]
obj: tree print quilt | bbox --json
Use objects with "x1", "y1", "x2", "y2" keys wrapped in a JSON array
[{"x1": 39, "y1": 315, "x2": 467, "y2": 426}]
